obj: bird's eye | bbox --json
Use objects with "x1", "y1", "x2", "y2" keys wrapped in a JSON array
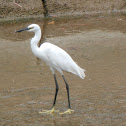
[{"x1": 29, "y1": 27, "x2": 34, "y2": 29}]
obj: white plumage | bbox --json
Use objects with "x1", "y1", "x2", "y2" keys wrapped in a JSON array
[
  {"x1": 38, "y1": 42, "x2": 85, "y2": 79},
  {"x1": 16, "y1": 24, "x2": 86, "y2": 114}
]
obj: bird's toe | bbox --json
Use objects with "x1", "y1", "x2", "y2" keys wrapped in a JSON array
[
  {"x1": 59, "y1": 109, "x2": 74, "y2": 115},
  {"x1": 39, "y1": 107, "x2": 59, "y2": 114}
]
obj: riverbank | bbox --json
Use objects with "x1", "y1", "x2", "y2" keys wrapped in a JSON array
[{"x1": 0, "y1": 0, "x2": 126, "y2": 23}]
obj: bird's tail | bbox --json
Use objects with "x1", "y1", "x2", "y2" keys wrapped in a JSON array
[
  {"x1": 77, "y1": 66, "x2": 86, "y2": 79},
  {"x1": 71, "y1": 63, "x2": 86, "y2": 79}
]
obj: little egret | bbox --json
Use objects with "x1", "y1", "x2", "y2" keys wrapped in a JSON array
[{"x1": 16, "y1": 24, "x2": 86, "y2": 114}]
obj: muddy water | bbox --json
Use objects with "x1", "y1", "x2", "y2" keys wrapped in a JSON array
[{"x1": 0, "y1": 16, "x2": 126, "y2": 125}]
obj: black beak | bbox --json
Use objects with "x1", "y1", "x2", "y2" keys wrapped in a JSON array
[{"x1": 16, "y1": 27, "x2": 29, "y2": 32}]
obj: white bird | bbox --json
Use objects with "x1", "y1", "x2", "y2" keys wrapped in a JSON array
[{"x1": 16, "y1": 24, "x2": 86, "y2": 114}]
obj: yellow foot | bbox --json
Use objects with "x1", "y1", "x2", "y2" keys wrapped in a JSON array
[
  {"x1": 59, "y1": 109, "x2": 74, "y2": 115},
  {"x1": 39, "y1": 107, "x2": 59, "y2": 114}
]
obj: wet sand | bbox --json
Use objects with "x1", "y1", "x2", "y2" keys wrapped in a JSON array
[{"x1": 0, "y1": 16, "x2": 126, "y2": 125}]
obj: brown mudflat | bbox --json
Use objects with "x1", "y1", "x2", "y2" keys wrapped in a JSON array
[{"x1": 0, "y1": 16, "x2": 126, "y2": 125}]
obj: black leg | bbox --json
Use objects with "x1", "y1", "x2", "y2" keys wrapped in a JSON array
[
  {"x1": 62, "y1": 75, "x2": 71, "y2": 109},
  {"x1": 53, "y1": 74, "x2": 59, "y2": 107}
]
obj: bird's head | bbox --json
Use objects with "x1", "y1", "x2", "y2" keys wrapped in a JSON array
[{"x1": 16, "y1": 24, "x2": 40, "y2": 33}]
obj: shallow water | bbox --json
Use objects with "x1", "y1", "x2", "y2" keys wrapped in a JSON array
[{"x1": 0, "y1": 16, "x2": 126, "y2": 125}]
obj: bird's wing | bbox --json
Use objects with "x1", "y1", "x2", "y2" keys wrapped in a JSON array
[
  {"x1": 40, "y1": 42, "x2": 85, "y2": 79},
  {"x1": 46, "y1": 43, "x2": 78, "y2": 74}
]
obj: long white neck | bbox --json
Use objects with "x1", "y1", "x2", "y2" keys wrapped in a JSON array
[{"x1": 30, "y1": 29, "x2": 41, "y2": 57}]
